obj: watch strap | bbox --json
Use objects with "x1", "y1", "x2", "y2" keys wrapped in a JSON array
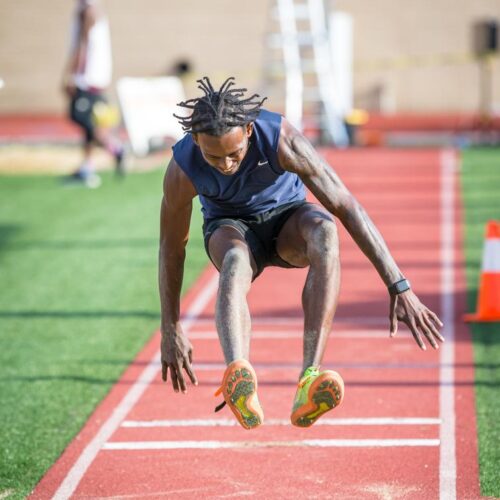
[{"x1": 388, "y1": 278, "x2": 411, "y2": 296}]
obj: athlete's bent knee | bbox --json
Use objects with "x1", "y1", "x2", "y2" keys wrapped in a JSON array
[
  {"x1": 307, "y1": 219, "x2": 339, "y2": 262},
  {"x1": 220, "y1": 246, "x2": 253, "y2": 281}
]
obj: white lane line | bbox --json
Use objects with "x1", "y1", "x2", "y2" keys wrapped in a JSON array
[
  {"x1": 103, "y1": 439, "x2": 440, "y2": 450},
  {"x1": 190, "y1": 329, "x2": 412, "y2": 339},
  {"x1": 122, "y1": 417, "x2": 441, "y2": 428},
  {"x1": 439, "y1": 149, "x2": 457, "y2": 500},
  {"x1": 51, "y1": 273, "x2": 220, "y2": 500},
  {"x1": 185, "y1": 316, "x2": 387, "y2": 325}
]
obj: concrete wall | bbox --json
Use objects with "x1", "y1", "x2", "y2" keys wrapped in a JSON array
[{"x1": 0, "y1": 0, "x2": 499, "y2": 114}]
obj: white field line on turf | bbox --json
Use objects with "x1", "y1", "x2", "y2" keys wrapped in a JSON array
[
  {"x1": 122, "y1": 417, "x2": 441, "y2": 428},
  {"x1": 439, "y1": 149, "x2": 457, "y2": 500},
  {"x1": 189, "y1": 329, "x2": 411, "y2": 339},
  {"x1": 51, "y1": 273, "x2": 220, "y2": 500},
  {"x1": 103, "y1": 439, "x2": 440, "y2": 450}
]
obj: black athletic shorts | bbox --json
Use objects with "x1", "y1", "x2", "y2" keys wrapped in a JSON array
[
  {"x1": 69, "y1": 88, "x2": 106, "y2": 144},
  {"x1": 203, "y1": 200, "x2": 309, "y2": 279}
]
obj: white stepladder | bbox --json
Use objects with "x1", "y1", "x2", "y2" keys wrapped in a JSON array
[{"x1": 263, "y1": 0, "x2": 351, "y2": 146}]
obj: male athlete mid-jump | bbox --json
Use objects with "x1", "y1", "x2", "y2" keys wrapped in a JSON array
[{"x1": 159, "y1": 77, "x2": 444, "y2": 429}]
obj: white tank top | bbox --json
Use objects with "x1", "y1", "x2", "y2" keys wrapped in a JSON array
[{"x1": 70, "y1": 3, "x2": 112, "y2": 90}]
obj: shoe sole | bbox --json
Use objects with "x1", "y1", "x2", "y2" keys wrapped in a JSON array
[
  {"x1": 291, "y1": 371, "x2": 344, "y2": 427},
  {"x1": 222, "y1": 361, "x2": 263, "y2": 430}
]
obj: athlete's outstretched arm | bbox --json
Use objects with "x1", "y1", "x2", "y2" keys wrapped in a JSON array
[
  {"x1": 278, "y1": 118, "x2": 444, "y2": 350},
  {"x1": 159, "y1": 158, "x2": 198, "y2": 392}
]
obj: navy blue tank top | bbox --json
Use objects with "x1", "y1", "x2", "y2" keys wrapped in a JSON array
[{"x1": 172, "y1": 109, "x2": 305, "y2": 218}]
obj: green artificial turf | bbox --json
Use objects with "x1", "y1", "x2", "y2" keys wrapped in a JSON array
[
  {"x1": 461, "y1": 147, "x2": 500, "y2": 497},
  {"x1": 0, "y1": 169, "x2": 208, "y2": 499}
]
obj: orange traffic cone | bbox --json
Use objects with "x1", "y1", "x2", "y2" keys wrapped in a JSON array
[{"x1": 464, "y1": 220, "x2": 500, "y2": 322}]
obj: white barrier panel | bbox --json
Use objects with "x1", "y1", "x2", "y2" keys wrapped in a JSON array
[
  {"x1": 329, "y1": 12, "x2": 353, "y2": 117},
  {"x1": 117, "y1": 76, "x2": 185, "y2": 156}
]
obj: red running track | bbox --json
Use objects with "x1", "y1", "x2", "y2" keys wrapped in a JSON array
[{"x1": 31, "y1": 149, "x2": 481, "y2": 499}]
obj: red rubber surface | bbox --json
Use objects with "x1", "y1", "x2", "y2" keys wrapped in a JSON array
[
  {"x1": 30, "y1": 149, "x2": 482, "y2": 499},
  {"x1": 1, "y1": 113, "x2": 499, "y2": 141}
]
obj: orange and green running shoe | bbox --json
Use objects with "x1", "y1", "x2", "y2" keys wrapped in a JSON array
[
  {"x1": 290, "y1": 366, "x2": 344, "y2": 427},
  {"x1": 214, "y1": 359, "x2": 264, "y2": 430}
]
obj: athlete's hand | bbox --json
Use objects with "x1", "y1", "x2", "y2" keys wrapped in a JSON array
[
  {"x1": 161, "y1": 325, "x2": 198, "y2": 393},
  {"x1": 389, "y1": 290, "x2": 444, "y2": 350}
]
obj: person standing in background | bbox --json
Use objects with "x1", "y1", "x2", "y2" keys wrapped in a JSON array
[{"x1": 62, "y1": 0, "x2": 125, "y2": 188}]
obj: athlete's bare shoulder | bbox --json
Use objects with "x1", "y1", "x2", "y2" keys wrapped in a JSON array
[
  {"x1": 278, "y1": 116, "x2": 299, "y2": 152},
  {"x1": 277, "y1": 117, "x2": 323, "y2": 177},
  {"x1": 163, "y1": 156, "x2": 197, "y2": 206}
]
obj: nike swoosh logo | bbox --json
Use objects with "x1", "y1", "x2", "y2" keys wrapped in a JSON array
[{"x1": 258, "y1": 160, "x2": 269, "y2": 166}]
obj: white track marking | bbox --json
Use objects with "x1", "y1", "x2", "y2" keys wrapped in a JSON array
[
  {"x1": 439, "y1": 149, "x2": 457, "y2": 500},
  {"x1": 184, "y1": 316, "x2": 387, "y2": 325},
  {"x1": 122, "y1": 417, "x2": 441, "y2": 428},
  {"x1": 189, "y1": 329, "x2": 412, "y2": 339},
  {"x1": 51, "y1": 274, "x2": 220, "y2": 500},
  {"x1": 193, "y1": 361, "x2": 442, "y2": 371},
  {"x1": 103, "y1": 439, "x2": 440, "y2": 450}
]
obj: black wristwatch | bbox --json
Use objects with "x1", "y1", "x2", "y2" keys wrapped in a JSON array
[{"x1": 388, "y1": 278, "x2": 411, "y2": 296}]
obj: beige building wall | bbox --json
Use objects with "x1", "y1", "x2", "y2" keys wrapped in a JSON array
[
  {"x1": 336, "y1": 0, "x2": 500, "y2": 113},
  {"x1": 0, "y1": 0, "x2": 499, "y2": 114}
]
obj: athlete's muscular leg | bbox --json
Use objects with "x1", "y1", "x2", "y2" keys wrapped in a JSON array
[
  {"x1": 276, "y1": 204, "x2": 341, "y2": 375},
  {"x1": 208, "y1": 226, "x2": 257, "y2": 364}
]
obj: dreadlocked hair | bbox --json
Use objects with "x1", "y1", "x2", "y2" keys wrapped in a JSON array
[{"x1": 174, "y1": 76, "x2": 267, "y2": 136}]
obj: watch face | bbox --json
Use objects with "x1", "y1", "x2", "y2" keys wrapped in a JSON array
[{"x1": 390, "y1": 279, "x2": 410, "y2": 295}]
